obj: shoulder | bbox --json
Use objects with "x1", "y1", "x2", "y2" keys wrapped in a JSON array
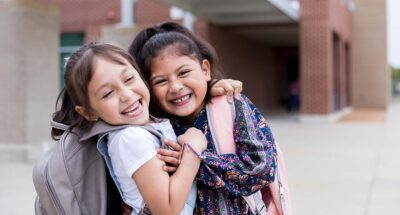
[
  {"x1": 108, "y1": 126, "x2": 159, "y2": 151},
  {"x1": 109, "y1": 126, "x2": 154, "y2": 141},
  {"x1": 236, "y1": 94, "x2": 252, "y2": 104},
  {"x1": 107, "y1": 127, "x2": 161, "y2": 177},
  {"x1": 233, "y1": 94, "x2": 266, "y2": 122}
]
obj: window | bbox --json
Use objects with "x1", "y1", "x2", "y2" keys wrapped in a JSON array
[{"x1": 59, "y1": 32, "x2": 84, "y2": 88}]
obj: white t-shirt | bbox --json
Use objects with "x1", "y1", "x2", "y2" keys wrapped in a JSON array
[{"x1": 107, "y1": 119, "x2": 177, "y2": 214}]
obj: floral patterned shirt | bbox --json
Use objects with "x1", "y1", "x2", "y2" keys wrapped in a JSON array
[{"x1": 172, "y1": 95, "x2": 277, "y2": 214}]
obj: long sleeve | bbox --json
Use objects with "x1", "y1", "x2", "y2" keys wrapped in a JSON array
[{"x1": 196, "y1": 94, "x2": 277, "y2": 197}]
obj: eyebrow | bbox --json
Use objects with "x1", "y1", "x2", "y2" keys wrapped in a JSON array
[
  {"x1": 149, "y1": 64, "x2": 189, "y2": 83},
  {"x1": 94, "y1": 67, "x2": 130, "y2": 96}
]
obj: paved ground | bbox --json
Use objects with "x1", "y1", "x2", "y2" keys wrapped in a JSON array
[
  {"x1": 1, "y1": 99, "x2": 399, "y2": 215},
  {"x1": 269, "y1": 99, "x2": 400, "y2": 215}
]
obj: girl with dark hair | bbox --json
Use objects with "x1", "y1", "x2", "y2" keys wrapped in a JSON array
[
  {"x1": 129, "y1": 22, "x2": 278, "y2": 214},
  {"x1": 54, "y1": 42, "x2": 208, "y2": 215},
  {"x1": 52, "y1": 41, "x2": 244, "y2": 214}
]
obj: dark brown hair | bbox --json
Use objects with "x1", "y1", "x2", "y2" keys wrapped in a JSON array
[{"x1": 51, "y1": 42, "x2": 141, "y2": 140}]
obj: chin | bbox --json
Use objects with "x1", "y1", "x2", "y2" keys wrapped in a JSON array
[{"x1": 172, "y1": 110, "x2": 193, "y2": 118}]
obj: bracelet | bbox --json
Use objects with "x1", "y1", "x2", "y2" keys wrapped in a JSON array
[
  {"x1": 178, "y1": 143, "x2": 203, "y2": 162},
  {"x1": 186, "y1": 143, "x2": 203, "y2": 159}
]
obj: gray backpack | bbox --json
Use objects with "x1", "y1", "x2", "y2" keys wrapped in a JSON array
[{"x1": 32, "y1": 120, "x2": 165, "y2": 215}]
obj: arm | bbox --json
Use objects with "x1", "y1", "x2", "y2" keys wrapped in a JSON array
[
  {"x1": 157, "y1": 78, "x2": 244, "y2": 171},
  {"x1": 197, "y1": 94, "x2": 277, "y2": 196},
  {"x1": 133, "y1": 128, "x2": 206, "y2": 215}
]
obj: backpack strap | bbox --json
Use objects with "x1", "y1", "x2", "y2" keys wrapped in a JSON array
[
  {"x1": 267, "y1": 144, "x2": 291, "y2": 215},
  {"x1": 206, "y1": 95, "x2": 236, "y2": 154},
  {"x1": 50, "y1": 119, "x2": 69, "y2": 131},
  {"x1": 206, "y1": 95, "x2": 266, "y2": 215}
]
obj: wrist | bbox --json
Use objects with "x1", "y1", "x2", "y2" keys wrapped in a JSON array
[{"x1": 179, "y1": 143, "x2": 204, "y2": 162}]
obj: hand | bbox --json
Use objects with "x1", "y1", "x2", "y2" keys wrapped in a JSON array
[
  {"x1": 209, "y1": 79, "x2": 243, "y2": 103},
  {"x1": 157, "y1": 139, "x2": 182, "y2": 173},
  {"x1": 177, "y1": 127, "x2": 207, "y2": 153},
  {"x1": 122, "y1": 201, "x2": 132, "y2": 215}
]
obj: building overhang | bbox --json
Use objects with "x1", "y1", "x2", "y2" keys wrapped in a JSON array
[{"x1": 160, "y1": 0, "x2": 300, "y2": 25}]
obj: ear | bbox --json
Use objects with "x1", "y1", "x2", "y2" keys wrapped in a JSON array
[
  {"x1": 75, "y1": 106, "x2": 98, "y2": 121},
  {"x1": 201, "y1": 59, "x2": 212, "y2": 81}
]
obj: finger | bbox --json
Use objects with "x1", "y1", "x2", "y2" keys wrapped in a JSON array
[
  {"x1": 224, "y1": 80, "x2": 235, "y2": 91},
  {"x1": 162, "y1": 165, "x2": 177, "y2": 173},
  {"x1": 164, "y1": 139, "x2": 182, "y2": 151},
  {"x1": 158, "y1": 148, "x2": 180, "y2": 159},
  {"x1": 233, "y1": 85, "x2": 242, "y2": 100},
  {"x1": 212, "y1": 87, "x2": 226, "y2": 96},
  {"x1": 226, "y1": 87, "x2": 234, "y2": 103},
  {"x1": 231, "y1": 80, "x2": 243, "y2": 87},
  {"x1": 210, "y1": 81, "x2": 228, "y2": 96},
  {"x1": 156, "y1": 154, "x2": 180, "y2": 166}
]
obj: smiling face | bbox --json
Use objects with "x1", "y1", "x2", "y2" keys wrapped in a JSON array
[
  {"x1": 76, "y1": 55, "x2": 150, "y2": 126},
  {"x1": 149, "y1": 46, "x2": 211, "y2": 122}
]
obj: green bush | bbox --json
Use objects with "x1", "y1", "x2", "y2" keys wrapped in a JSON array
[
  {"x1": 392, "y1": 67, "x2": 400, "y2": 96},
  {"x1": 392, "y1": 67, "x2": 400, "y2": 79}
]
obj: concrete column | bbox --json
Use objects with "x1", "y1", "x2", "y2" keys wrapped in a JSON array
[
  {"x1": 120, "y1": 0, "x2": 135, "y2": 27},
  {"x1": 351, "y1": 0, "x2": 389, "y2": 108},
  {"x1": 0, "y1": 0, "x2": 59, "y2": 161}
]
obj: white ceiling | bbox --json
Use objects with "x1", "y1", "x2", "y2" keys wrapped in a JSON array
[{"x1": 159, "y1": 0, "x2": 299, "y2": 25}]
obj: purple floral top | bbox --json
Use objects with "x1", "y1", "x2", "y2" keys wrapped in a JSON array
[{"x1": 172, "y1": 95, "x2": 277, "y2": 214}]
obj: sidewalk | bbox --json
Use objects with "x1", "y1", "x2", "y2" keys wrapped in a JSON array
[
  {"x1": 269, "y1": 99, "x2": 400, "y2": 215},
  {"x1": 0, "y1": 100, "x2": 399, "y2": 215}
]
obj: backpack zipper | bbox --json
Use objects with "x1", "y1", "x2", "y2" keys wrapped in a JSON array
[{"x1": 44, "y1": 164, "x2": 66, "y2": 215}]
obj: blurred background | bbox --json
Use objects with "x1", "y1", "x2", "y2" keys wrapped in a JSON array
[{"x1": 0, "y1": 0, "x2": 399, "y2": 214}]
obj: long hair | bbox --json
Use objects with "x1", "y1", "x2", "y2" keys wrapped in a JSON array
[{"x1": 51, "y1": 42, "x2": 142, "y2": 140}]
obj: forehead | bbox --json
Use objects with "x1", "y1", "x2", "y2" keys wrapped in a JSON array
[
  {"x1": 93, "y1": 53, "x2": 129, "y2": 68},
  {"x1": 154, "y1": 45, "x2": 198, "y2": 63},
  {"x1": 90, "y1": 57, "x2": 133, "y2": 85}
]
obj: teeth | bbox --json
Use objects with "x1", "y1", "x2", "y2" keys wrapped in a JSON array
[
  {"x1": 123, "y1": 101, "x2": 140, "y2": 114},
  {"x1": 172, "y1": 95, "x2": 189, "y2": 104}
]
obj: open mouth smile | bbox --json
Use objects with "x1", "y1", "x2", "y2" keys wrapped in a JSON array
[
  {"x1": 121, "y1": 99, "x2": 143, "y2": 117},
  {"x1": 170, "y1": 94, "x2": 191, "y2": 106}
]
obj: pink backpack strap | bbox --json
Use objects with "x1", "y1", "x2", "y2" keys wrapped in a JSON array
[
  {"x1": 206, "y1": 95, "x2": 236, "y2": 154},
  {"x1": 264, "y1": 145, "x2": 292, "y2": 215}
]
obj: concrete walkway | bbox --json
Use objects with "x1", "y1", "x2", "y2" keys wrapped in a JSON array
[
  {"x1": 1, "y1": 100, "x2": 399, "y2": 215},
  {"x1": 270, "y1": 99, "x2": 400, "y2": 215}
]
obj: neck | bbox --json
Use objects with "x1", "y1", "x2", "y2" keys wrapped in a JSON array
[{"x1": 182, "y1": 101, "x2": 206, "y2": 126}]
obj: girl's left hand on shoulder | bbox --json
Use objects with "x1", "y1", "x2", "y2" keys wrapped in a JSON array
[
  {"x1": 157, "y1": 139, "x2": 182, "y2": 173},
  {"x1": 210, "y1": 79, "x2": 243, "y2": 103}
]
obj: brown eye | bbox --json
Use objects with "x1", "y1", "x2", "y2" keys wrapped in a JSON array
[{"x1": 153, "y1": 79, "x2": 167, "y2": 86}]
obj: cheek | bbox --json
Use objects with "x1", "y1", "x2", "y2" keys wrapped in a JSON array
[
  {"x1": 87, "y1": 96, "x2": 99, "y2": 114},
  {"x1": 152, "y1": 87, "x2": 168, "y2": 105}
]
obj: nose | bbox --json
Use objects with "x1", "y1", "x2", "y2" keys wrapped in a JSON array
[
  {"x1": 169, "y1": 79, "x2": 183, "y2": 93},
  {"x1": 120, "y1": 86, "x2": 134, "y2": 102}
]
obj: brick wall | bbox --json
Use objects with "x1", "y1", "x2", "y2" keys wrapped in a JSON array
[
  {"x1": 135, "y1": 0, "x2": 171, "y2": 25},
  {"x1": 38, "y1": 0, "x2": 120, "y2": 41},
  {"x1": 300, "y1": 0, "x2": 352, "y2": 114}
]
